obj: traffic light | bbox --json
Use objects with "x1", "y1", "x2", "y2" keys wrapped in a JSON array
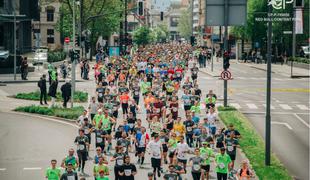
[
  {"x1": 75, "y1": 36, "x2": 80, "y2": 47},
  {"x1": 160, "y1": 12, "x2": 164, "y2": 21},
  {"x1": 294, "y1": 0, "x2": 304, "y2": 7},
  {"x1": 223, "y1": 51, "x2": 230, "y2": 70},
  {"x1": 69, "y1": 49, "x2": 80, "y2": 62},
  {"x1": 138, "y1": 1, "x2": 143, "y2": 16},
  {"x1": 190, "y1": 36, "x2": 196, "y2": 46}
]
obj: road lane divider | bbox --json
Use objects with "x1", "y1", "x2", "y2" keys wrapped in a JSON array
[
  {"x1": 23, "y1": 167, "x2": 42, "y2": 170},
  {"x1": 0, "y1": 168, "x2": 6, "y2": 171},
  {"x1": 293, "y1": 113, "x2": 310, "y2": 129},
  {"x1": 279, "y1": 104, "x2": 293, "y2": 110},
  {"x1": 271, "y1": 121, "x2": 293, "y2": 130}
]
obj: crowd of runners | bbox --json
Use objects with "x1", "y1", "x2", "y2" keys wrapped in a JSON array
[{"x1": 45, "y1": 43, "x2": 254, "y2": 180}]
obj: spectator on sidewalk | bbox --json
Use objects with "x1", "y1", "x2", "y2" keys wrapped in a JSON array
[
  {"x1": 47, "y1": 63, "x2": 54, "y2": 85},
  {"x1": 38, "y1": 74, "x2": 48, "y2": 105},
  {"x1": 20, "y1": 56, "x2": 28, "y2": 80},
  {"x1": 61, "y1": 79, "x2": 72, "y2": 108},
  {"x1": 48, "y1": 78, "x2": 58, "y2": 108}
]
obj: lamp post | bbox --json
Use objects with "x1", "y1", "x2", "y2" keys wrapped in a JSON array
[{"x1": 71, "y1": 0, "x2": 76, "y2": 108}]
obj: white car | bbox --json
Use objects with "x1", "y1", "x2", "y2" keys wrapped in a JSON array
[
  {"x1": 32, "y1": 48, "x2": 48, "y2": 65},
  {"x1": 301, "y1": 46, "x2": 310, "y2": 58}
]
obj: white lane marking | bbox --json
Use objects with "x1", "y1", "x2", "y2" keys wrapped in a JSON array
[
  {"x1": 293, "y1": 113, "x2": 310, "y2": 129},
  {"x1": 296, "y1": 105, "x2": 309, "y2": 110},
  {"x1": 230, "y1": 103, "x2": 241, "y2": 109},
  {"x1": 23, "y1": 167, "x2": 42, "y2": 170},
  {"x1": 279, "y1": 104, "x2": 292, "y2": 110},
  {"x1": 240, "y1": 111, "x2": 309, "y2": 115},
  {"x1": 202, "y1": 77, "x2": 212, "y2": 80},
  {"x1": 0, "y1": 168, "x2": 6, "y2": 171},
  {"x1": 274, "y1": 78, "x2": 282, "y2": 81},
  {"x1": 238, "y1": 77, "x2": 246, "y2": 80},
  {"x1": 263, "y1": 104, "x2": 275, "y2": 109},
  {"x1": 246, "y1": 103, "x2": 258, "y2": 109},
  {"x1": 271, "y1": 121, "x2": 293, "y2": 130}
]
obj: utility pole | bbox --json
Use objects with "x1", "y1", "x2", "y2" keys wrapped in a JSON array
[
  {"x1": 191, "y1": 0, "x2": 194, "y2": 36},
  {"x1": 291, "y1": 7, "x2": 296, "y2": 77},
  {"x1": 71, "y1": 0, "x2": 76, "y2": 108},
  {"x1": 79, "y1": 0, "x2": 83, "y2": 57},
  {"x1": 211, "y1": 27, "x2": 214, "y2": 72},
  {"x1": 124, "y1": 0, "x2": 128, "y2": 55},
  {"x1": 13, "y1": 11, "x2": 16, "y2": 80},
  {"x1": 265, "y1": 4, "x2": 272, "y2": 166},
  {"x1": 223, "y1": 0, "x2": 228, "y2": 107}
]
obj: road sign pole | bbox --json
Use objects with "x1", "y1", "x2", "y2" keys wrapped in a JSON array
[
  {"x1": 211, "y1": 27, "x2": 214, "y2": 72},
  {"x1": 291, "y1": 8, "x2": 296, "y2": 78},
  {"x1": 265, "y1": 4, "x2": 272, "y2": 166},
  {"x1": 71, "y1": 0, "x2": 76, "y2": 108},
  {"x1": 13, "y1": 11, "x2": 16, "y2": 80},
  {"x1": 223, "y1": 0, "x2": 228, "y2": 107}
]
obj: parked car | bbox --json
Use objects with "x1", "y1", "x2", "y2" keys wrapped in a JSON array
[
  {"x1": 301, "y1": 46, "x2": 310, "y2": 58},
  {"x1": 32, "y1": 48, "x2": 48, "y2": 65}
]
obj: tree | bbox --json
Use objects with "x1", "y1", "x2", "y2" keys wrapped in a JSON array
[
  {"x1": 56, "y1": 0, "x2": 122, "y2": 48},
  {"x1": 132, "y1": 26, "x2": 154, "y2": 46},
  {"x1": 231, "y1": 0, "x2": 309, "y2": 56},
  {"x1": 153, "y1": 22, "x2": 169, "y2": 43},
  {"x1": 178, "y1": 8, "x2": 191, "y2": 40}
]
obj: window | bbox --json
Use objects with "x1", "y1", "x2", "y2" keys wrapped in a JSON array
[
  {"x1": 46, "y1": 7, "x2": 55, "y2": 22},
  {"x1": 170, "y1": 17, "x2": 179, "y2": 27},
  {"x1": 47, "y1": 29, "x2": 54, "y2": 44},
  {"x1": 0, "y1": 0, "x2": 4, "y2": 8}
]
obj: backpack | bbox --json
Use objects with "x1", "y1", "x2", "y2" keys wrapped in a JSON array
[{"x1": 239, "y1": 168, "x2": 250, "y2": 176}]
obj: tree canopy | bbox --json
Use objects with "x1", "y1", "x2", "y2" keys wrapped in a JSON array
[
  {"x1": 177, "y1": 8, "x2": 192, "y2": 40},
  {"x1": 132, "y1": 26, "x2": 154, "y2": 46}
]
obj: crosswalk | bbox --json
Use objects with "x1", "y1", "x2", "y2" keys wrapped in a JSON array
[{"x1": 215, "y1": 102, "x2": 309, "y2": 111}]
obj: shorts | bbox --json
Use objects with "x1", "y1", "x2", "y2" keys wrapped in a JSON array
[
  {"x1": 184, "y1": 105, "x2": 191, "y2": 111},
  {"x1": 98, "y1": 97, "x2": 103, "y2": 103},
  {"x1": 77, "y1": 151, "x2": 87, "y2": 161},
  {"x1": 177, "y1": 158, "x2": 187, "y2": 165},
  {"x1": 137, "y1": 147, "x2": 146, "y2": 154},
  {"x1": 168, "y1": 150, "x2": 175, "y2": 158},
  {"x1": 106, "y1": 129, "x2": 112, "y2": 135},
  {"x1": 112, "y1": 111, "x2": 118, "y2": 118},
  {"x1": 162, "y1": 144, "x2": 168, "y2": 153},
  {"x1": 90, "y1": 114, "x2": 95, "y2": 120},
  {"x1": 201, "y1": 165, "x2": 210, "y2": 172},
  {"x1": 191, "y1": 75, "x2": 198, "y2": 80},
  {"x1": 151, "y1": 158, "x2": 161, "y2": 168},
  {"x1": 228, "y1": 153, "x2": 236, "y2": 161}
]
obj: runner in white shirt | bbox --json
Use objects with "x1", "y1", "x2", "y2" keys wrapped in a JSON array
[
  {"x1": 207, "y1": 107, "x2": 218, "y2": 137},
  {"x1": 175, "y1": 136, "x2": 190, "y2": 173},
  {"x1": 147, "y1": 134, "x2": 162, "y2": 179}
]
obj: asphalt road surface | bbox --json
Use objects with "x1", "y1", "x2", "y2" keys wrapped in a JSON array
[{"x1": 200, "y1": 61, "x2": 309, "y2": 180}]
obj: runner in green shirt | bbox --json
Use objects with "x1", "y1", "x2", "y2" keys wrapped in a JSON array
[
  {"x1": 199, "y1": 142, "x2": 214, "y2": 179},
  {"x1": 140, "y1": 79, "x2": 151, "y2": 95},
  {"x1": 215, "y1": 147, "x2": 232, "y2": 179},
  {"x1": 93, "y1": 109, "x2": 104, "y2": 129},
  {"x1": 45, "y1": 159, "x2": 61, "y2": 180},
  {"x1": 93, "y1": 157, "x2": 109, "y2": 178},
  {"x1": 168, "y1": 133, "x2": 178, "y2": 165}
]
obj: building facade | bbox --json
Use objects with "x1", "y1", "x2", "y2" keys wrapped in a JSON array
[
  {"x1": 32, "y1": 0, "x2": 61, "y2": 50},
  {"x1": 0, "y1": 0, "x2": 38, "y2": 54}
]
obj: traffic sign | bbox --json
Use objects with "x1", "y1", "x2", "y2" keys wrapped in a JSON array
[
  {"x1": 221, "y1": 70, "x2": 232, "y2": 80},
  {"x1": 64, "y1": 37, "x2": 70, "y2": 44}
]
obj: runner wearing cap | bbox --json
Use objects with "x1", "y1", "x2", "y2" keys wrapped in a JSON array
[{"x1": 215, "y1": 147, "x2": 232, "y2": 180}]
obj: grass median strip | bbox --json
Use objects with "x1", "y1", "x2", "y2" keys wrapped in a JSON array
[
  {"x1": 14, "y1": 91, "x2": 88, "y2": 102},
  {"x1": 218, "y1": 106, "x2": 292, "y2": 180},
  {"x1": 15, "y1": 105, "x2": 84, "y2": 120}
]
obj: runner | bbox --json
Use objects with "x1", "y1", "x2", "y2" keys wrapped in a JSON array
[
  {"x1": 111, "y1": 146, "x2": 127, "y2": 180},
  {"x1": 74, "y1": 129, "x2": 89, "y2": 175},
  {"x1": 61, "y1": 148, "x2": 79, "y2": 171},
  {"x1": 45, "y1": 159, "x2": 61, "y2": 180},
  {"x1": 60, "y1": 163, "x2": 78, "y2": 180},
  {"x1": 215, "y1": 147, "x2": 232, "y2": 180},
  {"x1": 135, "y1": 126, "x2": 149, "y2": 167},
  {"x1": 118, "y1": 155, "x2": 137, "y2": 180},
  {"x1": 147, "y1": 133, "x2": 162, "y2": 180},
  {"x1": 200, "y1": 142, "x2": 214, "y2": 180},
  {"x1": 93, "y1": 156, "x2": 109, "y2": 179},
  {"x1": 189, "y1": 148, "x2": 203, "y2": 180}
]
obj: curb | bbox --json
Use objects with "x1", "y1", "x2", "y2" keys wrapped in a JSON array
[
  {"x1": 9, "y1": 110, "x2": 77, "y2": 124},
  {"x1": 0, "y1": 79, "x2": 86, "y2": 84},
  {"x1": 199, "y1": 69, "x2": 220, "y2": 77}
]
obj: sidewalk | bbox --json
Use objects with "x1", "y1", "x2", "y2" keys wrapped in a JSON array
[
  {"x1": 199, "y1": 58, "x2": 309, "y2": 78},
  {"x1": 243, "y1": 63, "x2": 309, "y2": 78}
]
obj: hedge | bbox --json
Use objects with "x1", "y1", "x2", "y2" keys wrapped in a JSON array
[
  {"x1": 48, "y1": 51, "x2": 67, "y2": 63},
  {"x1": 288, "y1": 57, "x2": 310, "y2": 64},
  {"x1": 15, "y1": 91, "x2": 88, "y2": 102},
  {"x1": 218, "y1": 106, "x2": 292, "y2": 180},
  {"x1": 15, "y1": 105, "x2": 84, "y2": 120}
]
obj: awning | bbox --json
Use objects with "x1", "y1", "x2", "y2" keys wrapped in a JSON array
[{"x1": 0, "y1": 14, "x2": 30, "y2": 22}]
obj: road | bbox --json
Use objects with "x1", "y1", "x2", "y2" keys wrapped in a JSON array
[
  {"x1": 0, "y1": 112, "x2": 77, "y2": 180},
  {"x1": 200, "y1": 61, "x2": 309, "y2": 180}
]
